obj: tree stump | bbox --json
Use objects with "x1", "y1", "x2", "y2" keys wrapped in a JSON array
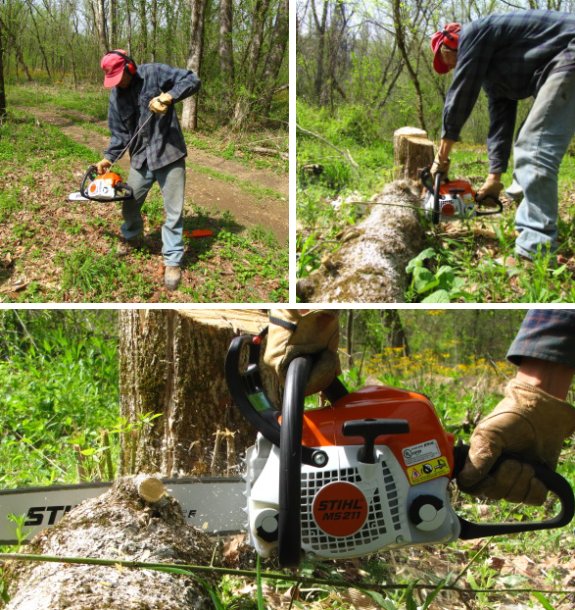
[
  {"x1": 3, "y1": 477, "x2": 214, "y2": 610},
  {"x1": 119, "y1": 309, "x2": 275, "y2": 477},
  {"x1": 393, "y1": 127, "x2": 435, "y2": 180}
]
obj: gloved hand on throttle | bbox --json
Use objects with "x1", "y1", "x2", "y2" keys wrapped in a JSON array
[
  {"x1": 477, "y1": 175, "x2": 504, "y2": 201},
  {"x1": 457, "y1": 379, "x2": 575, "y2": 505},
  {"x1": 263, "y1": 309, "x2": 341, "y2": 396}
]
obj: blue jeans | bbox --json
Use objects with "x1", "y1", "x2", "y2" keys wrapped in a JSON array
[
  {"x1": 514, "y1": 70, "x2": 575, "y2": 259},
  {"x1": 122, "y1": 158, "x2": 186, "y2": 266}
]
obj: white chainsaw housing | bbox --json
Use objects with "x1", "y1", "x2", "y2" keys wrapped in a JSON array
[
  {"x1": 423, "y1": 192, "x2": 475, "y2": 220},
  {"x1": 245, "y1": 434, "x2": 461, "y2": 559}
]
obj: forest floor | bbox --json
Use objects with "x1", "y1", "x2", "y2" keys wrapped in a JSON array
[{"x1": 0, "y1": 85, "x2": 288, "y2": 303}]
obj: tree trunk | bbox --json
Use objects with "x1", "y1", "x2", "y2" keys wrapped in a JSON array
[
  {"x1": 382, "y1": 310, "x2": 409, "y2": 356},
  {"x1": 219, "y1": 0, "x2": 234, "y2": 109},
  {"x1": 393, "y1": 127, "x2": 434, "y2": 180},
  {"x1": 296, "y1": 181, "x2": 425, "y2": 303},
  {"x1": 118, "y1": 309, "x2": 274, "y2": 477},
  {"x1": 312, "y1": 0, "x2": 329, "y2": 103},
  {"x1": 93, "y1": 0, "x2": 109, "y2": 53},
  {"x1": 181, "y1": 0, "x2": 206, "y2": 130},
  {"x1": 0, "y1": 16, "x2": 6, "y2": 121},
  {"x1": 3, "y1": 478, "x2": 214, "y2": 610},
  {"x1": 229, "y1": 0, "x2": 272, "y2": 130},
  {"x1": 258, "y1": 0, "x2": 288, "y2": 118}
]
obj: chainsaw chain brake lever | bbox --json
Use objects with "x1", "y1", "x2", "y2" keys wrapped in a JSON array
[
  {"x1": 452, "y1": 444, "x2": 575, "y2": 539},
  {"x1": 225, "y1": 334, "x2": 347, "y2": 469}
]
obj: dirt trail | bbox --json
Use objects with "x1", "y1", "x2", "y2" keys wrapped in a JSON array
[{"x1": 30, "y1": 107, "x2": 289, "y2": 242}]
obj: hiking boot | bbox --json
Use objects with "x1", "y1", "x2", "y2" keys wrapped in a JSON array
[
  {"x1": 164, "y1": 265, "x2": 182, "y2": 290},
  {"x1": 117, "y1": 235, "x2": 144, "y2": 257}
]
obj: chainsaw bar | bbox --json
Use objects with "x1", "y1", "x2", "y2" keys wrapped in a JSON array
[{"x1": 0, "y1": 477, "x2": 244, "y2": 545}]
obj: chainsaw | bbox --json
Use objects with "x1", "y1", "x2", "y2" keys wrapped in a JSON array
[
  {"x1": 68, "y1": 165, "x2": 134, "y2": 202},
  {"x1": 420, "y1": 167, "x2": 503, "y2": 224},
  {"x1": 1, "y1": 334, "x2": 573, "y2": 568},
  {"x1": 225, "y1": 332, "x2": 574, "y2": 568}
]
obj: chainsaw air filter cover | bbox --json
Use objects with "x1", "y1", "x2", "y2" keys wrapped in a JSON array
[{"x1": 245, "y1": 385, "x2": 461, "y2": 560}]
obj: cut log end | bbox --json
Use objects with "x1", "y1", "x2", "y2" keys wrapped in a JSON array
[{"x1": 135, "y1": 474, "x2": 167, "y2": 504}]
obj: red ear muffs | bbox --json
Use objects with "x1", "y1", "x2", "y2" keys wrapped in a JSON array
[{"x1": 109, "y1": 50, "x2": 137, "y2": 74}]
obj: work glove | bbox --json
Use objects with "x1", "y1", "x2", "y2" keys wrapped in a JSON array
[
  {"x1": 263, "y1": 309, "x2": 341, "y2": 396},
  {"x1": 149, "y1": 92, "x2": 174, "y2": 114},
  {"x1": 458, "y1": 379, "x2": 575, "y2": 505},
  {"x1": 95, "y1": 158, "x2": 112, "y2": 175},
  {"x1": 430, "y1": 154, "x2": 450, "y2": 181},
  {"x1": 476, "y1": 176, "x2": 504, "y2": 201}
]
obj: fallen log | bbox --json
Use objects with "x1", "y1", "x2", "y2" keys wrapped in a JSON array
[
  {"x1": 3, "y1": 477, "x2": 215, "y2": 610},
  {"x1": 297, "y1": 180, "x2": 425, "y2": 303}
]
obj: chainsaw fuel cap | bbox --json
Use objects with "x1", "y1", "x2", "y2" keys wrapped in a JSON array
[{"x1": 409, "y1": 494, "x2": 446, "y2": 532}]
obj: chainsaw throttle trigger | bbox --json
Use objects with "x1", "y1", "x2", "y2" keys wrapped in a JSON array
[
  {"x1": 454, "y1": 444, "x2": 575, "y2": 539},
  {"x1": 342, "y1": 419, "x2": 409, "y2": 464}
]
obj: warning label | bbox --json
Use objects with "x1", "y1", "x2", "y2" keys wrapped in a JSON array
[
  {"x1": 407, "y1": 457, "x2": 450, "y2": 485},
  {"x1": 402, "y1": 440, "x2": 441, "y2": 466}
]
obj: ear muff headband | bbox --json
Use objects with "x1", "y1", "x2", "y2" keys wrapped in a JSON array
[{"x1": 108, "y1": 50, "x2": 137, "y2": 75}]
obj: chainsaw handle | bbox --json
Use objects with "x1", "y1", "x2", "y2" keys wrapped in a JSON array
[
  {"x1": 453, "y1": 444, "x2": 575, "y2": 539},
  {"x1": 474, "y1": 194, "x2": 503, "y2": 216},
  {"x1": 278, "y1": 355, "x2": 313, "y2": 568},
  {"x1": 432, "y1": 171, "x2": 443, "y2": 225},
  {"x1": 80, "y1": 165, "x2": 98, "y2": 198}
]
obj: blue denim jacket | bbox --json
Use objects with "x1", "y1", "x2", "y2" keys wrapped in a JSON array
[
  {"x1": 442, "y1": 10, "x2": 575, "y2": 173},
  {"x1": 104, "y1": 63, "x2": 200, "y2": 171}
]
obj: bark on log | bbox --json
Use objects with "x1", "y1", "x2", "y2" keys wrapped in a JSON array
[
  {"x1": 119, "y1": 309, "x2": 274, "y2": 478},
  {"x1": 296, "y1": 181, "x2": 424, "y2": 303},
  {"x1": 4, "y1": 478, "x2": 214, "y2": 610},
  {"x1": 393, "y1": 127, "x2": 434, "y2": 180}
]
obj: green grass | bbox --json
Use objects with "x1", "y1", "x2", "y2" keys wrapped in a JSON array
[
  {"x1": 1, "y1": 85, "x2": 287, "y2": 302},
  {"x1": 297, "y1": 101, "x2": 575, "y2": 303}
]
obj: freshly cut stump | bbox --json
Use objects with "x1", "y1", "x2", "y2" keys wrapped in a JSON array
[{"x1": 4, "y1": 477, "x2": 214, "y2": 610}]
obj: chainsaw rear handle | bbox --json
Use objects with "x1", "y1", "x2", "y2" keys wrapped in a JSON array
[
  {"x1": 453, "y1": 444, "x2": 575, "y2": 539},
  {"x1": 473, "y1": 193, "x2": 503, "y2": 216},
  {"x1": 80, "y1": 165, "x2": 134, "y2": 202}
]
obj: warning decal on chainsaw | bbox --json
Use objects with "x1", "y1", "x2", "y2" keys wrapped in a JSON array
[
  {"x1": 312, "y1": 482, "x2": 368, "y2": 538},
  {"x1": 402, "y1": 440, "x2": 440, "y2": 466},
  {"x1": 407, "y1": 457, "x2": 450, "y2": 485}
]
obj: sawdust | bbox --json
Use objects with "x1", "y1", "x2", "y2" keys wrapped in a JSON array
[{"x1": 3, "y1": 478, "x2": 214, "y2": 610}]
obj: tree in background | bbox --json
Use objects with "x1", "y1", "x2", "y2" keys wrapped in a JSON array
[{"x1": 0, "y1": 0, "x2": 288, "y2": 131}]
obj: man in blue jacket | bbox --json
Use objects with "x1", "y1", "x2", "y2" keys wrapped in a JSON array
[
  {"x1": 97, "y1": 50, "x2": 200, "y2": 290},
  {"x1": 430, "y1": 11, "x2": 575, "y2": 262}
]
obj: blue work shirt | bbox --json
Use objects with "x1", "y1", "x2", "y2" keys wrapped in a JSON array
[
  {"x1": 442, "y1": 10, "x2": 575, "y2": 173},
  {"x1": 508, "y1": 309, "x2": 575, "y2": 369},
  {"x1": 104, "y1": 63, "x2": 201, "y2": 171}
]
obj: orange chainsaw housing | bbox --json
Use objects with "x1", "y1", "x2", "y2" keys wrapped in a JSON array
[{"x1": 300, "y1": 385, "x2": 456, "y2": 480}]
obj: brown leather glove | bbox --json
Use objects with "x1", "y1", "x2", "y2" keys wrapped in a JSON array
[
  {"x1": 430, "y1": 153, "x2": 450, "y2": 181},
  {"x1": 95, "y1": 158, "x2": 112, "y2": 175},
  {"x1": 263, "y1": 309, "x2": 341, "y2": 396},
  {"x1": 458, "y1": 380, "x2": 575, "y2": 505},
  {"x1": 149, "y1": 92, "x2": 174, "y2": 114},
  {"x1": 476, "y1": 175, "x2": 504, "y2": 201}
]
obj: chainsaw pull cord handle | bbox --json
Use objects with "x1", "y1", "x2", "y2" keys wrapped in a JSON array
[
  {"x1": 453, "y1": 444, "x2": 575, "y2": 539},
  {"x1": 278, "y1": 355, "x2": 313, "y2": 568}
]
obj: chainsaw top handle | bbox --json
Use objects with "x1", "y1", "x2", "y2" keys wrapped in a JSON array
[
  {"x1": 80, "y1": 165, "x2": 134, "y2": 202},
  {"x1": 473, "y1": 193, "x2": 503, "y2": 216},
  {"x1": 453, "y1": 444, "x2": 574, "y2": 539},
  {"x1": 224, "y1": 333, "x2": 348, "y2": 465}
]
